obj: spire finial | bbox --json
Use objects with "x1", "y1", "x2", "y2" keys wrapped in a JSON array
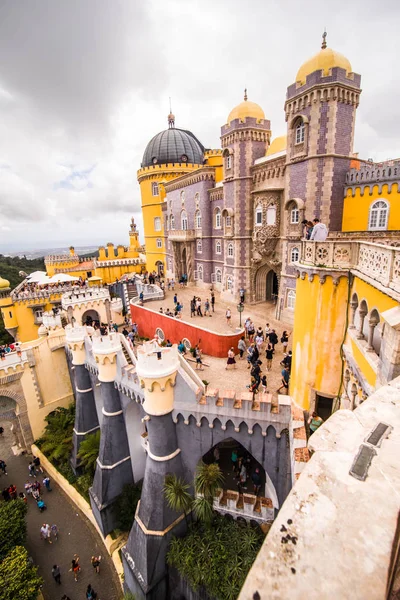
[
  {"x1": 321, "y1": 29, "x2": 327, "y2": 49},
  {"x1": 168, "y1": 97, "x2": 175, "y2": 129},
  {"x1": 244, "y1": 88, "x2": 248, "y2": 101}
]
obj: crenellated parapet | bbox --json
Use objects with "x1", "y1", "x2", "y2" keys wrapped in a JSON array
[
  {"x1": 65, "y1": 324, "x2": 87, "y2": 365},
  {"x1": 92, "y1": 333, "x2": 121, "y2": 382}
]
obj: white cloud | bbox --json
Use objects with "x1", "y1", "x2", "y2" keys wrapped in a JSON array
[{"x1": 0, "y1": 0, "x2": 399, "y2": 251}]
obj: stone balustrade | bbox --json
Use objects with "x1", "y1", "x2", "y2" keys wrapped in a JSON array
[
  {"x1": 205, "y1": 490, "x2": 274, "y2": 525},
  {"x1": 299, "y1": 240, "x2": 400, "y2": 294},
  {"x1": 0, "y1": 344, "x2": 28, "y2": 370},
  {"x1": 11, "y1": 283, "x2": 77, "y2": 301},
  {"x1": 167, "y1": 229, "x2": 196, "y2": 242}
]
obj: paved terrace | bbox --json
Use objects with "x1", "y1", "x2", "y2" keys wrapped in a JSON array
[{"x1": 134, "y1": 284, "x2": 292, "y2": 397}]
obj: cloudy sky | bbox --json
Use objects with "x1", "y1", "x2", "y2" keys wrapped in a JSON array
[{"x1": 0, "y1": 0, "x2": 399, "y2": 252}]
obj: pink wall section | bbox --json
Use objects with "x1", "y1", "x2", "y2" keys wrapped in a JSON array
[{"x1": 130, "y1": 304, "x2": 243, "y2": 358}]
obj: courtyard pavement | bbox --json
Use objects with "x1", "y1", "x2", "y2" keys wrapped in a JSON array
[
  {"x1": 139, "y1": 284, "x2": 292, "y2": 396},
  {"x1": 0, "y1": 427, "x2": 121, "y2": 600}
]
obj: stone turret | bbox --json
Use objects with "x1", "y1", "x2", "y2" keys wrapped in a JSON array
[
  {"x1": 89, "y1": 333, "x2": 133, "y2": 535},
  {"x1": 123, "y1": 340, "x2": 186, "y2": 600},
  {"x1": 65, "y1": 325, "x2": 99, "y2": 474}
]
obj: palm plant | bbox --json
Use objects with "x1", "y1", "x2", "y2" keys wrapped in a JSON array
[
  {"x1": 36, "y1": 405, "x2": 75, "y2": 464},
  {"x1": 193, "y1": 461, "x2": 224, "y2": 524},
  {"x1": 77, "y1": 430, "x2": 101, "y2": 475},
  {"x1": 164, "y1": 474, "x2": 193, "y2": 525}
]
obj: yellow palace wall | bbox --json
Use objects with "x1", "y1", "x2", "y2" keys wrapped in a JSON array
[
  {"x1": 2, "y1": 295, "x2": 64, "y2": 343},
  {"x1": 345, "y1": 276, "x2": 398, "y2": 389},
  {"x1": 342, "y1": 183, "x2": 400, "y2": 231},
  {"x1": 290, "y1": 274, "x2": 349, "y2": 410}
]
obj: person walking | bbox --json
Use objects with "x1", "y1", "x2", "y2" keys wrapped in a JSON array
[
  {"x1": 238, "y1": 336, "x2": 246, "y2": 359},
  {"x1": 0, "y1": 459, "x2": 7, "y2": 475},
  {"x1": 2, "y1": 487, "x2": 10, "y2": 501},
  {"x1": 52, "y1": 564, "x2": 61, "y2": 585},
  {"x1": 281, "y1": 331, "x2": 290, "y2": 353},
  {"x1": 246, "y1": 344, "x2": 255, "y2": 368},
  {"x1": 33, "y1": 456, "x2": 43, "y2": 474},
  {"x1": 70, "y1": 554, "x2": 80, "y2": 581},
  {"x1": 225, "y1": 307, "x2": 232, "y2": 326},
  {"x1": 91, "y1": 555, "x2": 101, "y2": 574},
  {"x1": 173, "y1": 293, "x2": 178, "y2": 305},
  {"x1": 231, "y1": 449, "x2": 238, "y2": 474},
  {"x1": 210, "y1": 291, "x2": 215, "y2": 312},
  {"x1": 196, "y1": 297, "x2": 203, "y2": 317},
  {"x1": 281, "y1": 350, "x2": 293, "y2": 372},
  {"x1": 247, "y1": 321, "x2": 255, "y2": 342},
  {"x1": 244, "y1": 317, "x2": 251, "y2": 339},
  {"x1": 40, "y1": 523, "x2": 52, "y2": 544},
  {"x1": 190, "y1": 297, "x2": 196, "y2": 318},
  {"x1": 265, "y1": 344, "x2": 274, "y2": 371},
  {"x1": 43, "y1": 476, "x2": 52, "y2": 491},
  {"x1": 251, "y1": 468, "x2": 262, "y2": 495},
  {"x1": 261, "y1": 375, "x2": 268, "y2": 393},
  {"x1": 204, "y1": 298, "x2": 211, "y2": 316},
  {"x1": 269, "y1": 329, "x2": 278, "y2": 352},
  {"x1": 277, "y1": 366, "x2": 290, "y2": 394},
  {"x1": 51, "y1": 523, "x2": 59, "y2": 541},
  {"x1": 28, "y1": 462, "x2": 36, "y2": 477},
  {"x1": 308, "y1": 412, "x2": 324, "y2": 435},
  {"x1": 86, "y1": 583, "x2": 98, "y2": 599},
  {"x1": 226, "y1": 347, "x2": 236, "y2": 370},
  {"x1": 194, "y1": 345, "x2": 203, "y2": 370}
]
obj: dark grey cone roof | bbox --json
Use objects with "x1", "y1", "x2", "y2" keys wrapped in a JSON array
[{"x1": 142, "y1": 128, "x2": 205, "y2": 167}]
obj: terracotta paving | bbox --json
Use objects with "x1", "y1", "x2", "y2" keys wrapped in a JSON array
[{"x1": 143, "y1": 284, "x2": 292, "y2": 398}]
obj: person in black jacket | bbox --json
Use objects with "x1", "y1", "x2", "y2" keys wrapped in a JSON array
[{"x1": 268, "y1": 329, "x2": 278, "y2": 352}]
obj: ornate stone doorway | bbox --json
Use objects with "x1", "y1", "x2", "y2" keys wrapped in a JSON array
[
  {"x1": 255, "y1": 266, "x2": 279, "y2": 302},
  {"x1": 82, "y1": 309, "x2": 100, "y2": 325}
]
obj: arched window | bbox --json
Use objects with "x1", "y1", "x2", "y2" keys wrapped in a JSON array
[
  {"x1": 156, "y1": 238, "x2": 162, "y2": 248},
  {"x1": 198, "y1": 264, "x2": 203, "y2": 280},
  {"x1": 197, "y1": 239, "x2": 202, "y2": 253},
  {"x1": 266, "y1": 205, "x2": 276, "y2": 225},
  {"x1": 181, "y1": 210, "x2": 188, "y2": 230},
  {"x1": 195, "y1": 192, "x2": 200, "y2": 206},
  {"x1": 170, "y1": 214, "x2": 175, "y2": 230},
  {"x1": 290, "y1": 207, "x2": 299, "y2": 224},
  {"x1": 215, "y1": 208, "x2": 222, "y2": 229},
  {"x1": 216, "y1": 269, "x2": 222, "y2": 283},
  {"x1": 225, "y1": 215, "x2": 232, "y2": 227},
  {"x1": 152, "y1": 182, "x2": 159, "y2": 196},
  {"x1": 255, "y1": 206, "x2": 263, "y2": 226},
  {"x1": 227, "y1": 243, "x2": 234, "y2": 257},
  {"x1": 226, "y1": 276, "x2": 233, "y2": 291},
  {"x1": 226, "y1": 155, "x2": 232, "y2": 170},
  {"x1": 287, "y1": 289, "x2": 296, "y2": 309},
  {"x1": 290, "y1": 247, "x2": 299, "y2": 263},
  {"x1": 154, "y1": 217, "x2": 161, "y2": 231},
  {"x1": 195, "y1": 210, "x2": 202, "y2": 229},
  {"x1": 369, "y1": 200, "x2": 389, "y2": 230},
  {"x1": 216, "y1": 240, "x2": 222, "y2": 254},
  {"x1": 295, "y1": 120, "x2": 305, "y2": 144}
]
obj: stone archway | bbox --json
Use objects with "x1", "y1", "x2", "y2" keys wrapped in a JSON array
[
  {"x1": 0, "y1": 390, "x2": 33, "y2": 450},
  {"x1": 82, "y1": 309, "x2": 100, "y2": 326},
  {"x1": 255, "y1": 265, "x2": 279, "y2": 302}
]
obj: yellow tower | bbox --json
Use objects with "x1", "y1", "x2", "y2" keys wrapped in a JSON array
[
  {"x1": 0, "y1": 276, "x2": 18, "y2": 339},
  {"x1": 138, "y1": 112, "x2": 205, "y2": 275}
]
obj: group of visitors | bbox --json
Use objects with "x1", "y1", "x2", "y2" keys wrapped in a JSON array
[
  {"x1": 51, "y1": 553, "x2": 101, "y2": 598},
  {"x1": 230, "y1": 448, "x2": 263, "y2": 495},
  {"x1": 191, "y1": 293, "x2": 215, "y2": 317},
  {"x1": 301, "y1": 217, "x2": 328, "y2": 241},
  {"x1": 0, "y1": 342, "x2": 21, "y2": 359}
]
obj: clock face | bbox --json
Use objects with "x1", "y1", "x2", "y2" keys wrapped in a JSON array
[
  {"x1": 152, "y1": 157, "x2": 158, "y2": 164},
  {"x1": 181, "y1": 154, "x2": 188, "y2": 163}
]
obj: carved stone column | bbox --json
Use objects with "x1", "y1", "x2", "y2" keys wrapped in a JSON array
[
  {"x1": 350, "y1": 383, "x2": 358, "y2": 411},
  {"x1": 357, "y1": 306, "x2": 368, "y2": 340},
  {"x1": 349, "y1": 299, "x2": 358, "y2": 329},
  {"x1": 366, "y1": 314, "x2": 379, "y2": 352}
]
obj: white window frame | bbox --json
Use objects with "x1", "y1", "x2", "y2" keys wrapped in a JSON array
[
  {"x1": 154, "y1": 217, "x2": 161, "y2": 231},
  {"x1": 225, "y1": 216, "x2": 232, "y2": 227},
  {"x1": 287, "y1": 289, "x2": 296, "y2": 310},
  {"x1": 290, "y1": 208, "x2": 299, "y2": 224},
  {"x1": 195, "y1": 210, "x2": 202, "y2": 229},
  {"x1": 156, "y1": 238, "x2": 162, "y2": 248},
  {"x1": 226, "y1": 155, "x2": 232, "y2": 170},
  {"x1": 197, "y1": 239, "x2": 202, "y2": 253},
  {"x1": 295, "y1": 121, "x2": 305, "y2": 144},
  {"x1": 227, "y1": 242, "x2": 234, "y2": 257},
  {"x1": 255, "y1": 206, "x2": 262, "y2": 226},
  {"x1": 198, "y1": 264, "x2": 203, "y2": 280},
  {"x1": 215, "y1": 208, "x2": 222, "y2": 229},
  {"x1": 290, "y1": 247, "x2": 299, "y2": 263},
  {"x1": 152, "y1": 182, "x2": 159, "y2": 196},
  {"x1": 368, "y1": 200, "x2": 389, "y2": 231},
  {"x1": 216, "y1": 269, "x2": 222, "y2": 283},
  {"x1": 181, "y1": 210, "x2": 188, "y2": 230},
  {"x1": 170, "y1": 214, "x2": 175, "y2": 230},
  {"x1": 266, "y1": 205, "x2": 277, "y2": 225},
  {"x1": 216, "y1": 240, "x2": 222, "y2": 254},
  {"x1": 226, "y1": 275, "x2": 233, "y2": 291}
]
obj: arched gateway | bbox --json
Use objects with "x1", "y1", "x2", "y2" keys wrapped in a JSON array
[{"x1": 255, "y1": 266, "x2": 279, "y2": 302}]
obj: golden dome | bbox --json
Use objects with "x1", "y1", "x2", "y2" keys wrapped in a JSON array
[
  {"x1": 266, "y1": 135, "x2": 287, "y2": 156},
  {"x1": 0, "y1": 276, "x2": 10, "y2": 290},
  {"x1": 296, "y1": 35, "x2": 352, "y2": 85},
  {"x1": 228, "y1": 90, "x2": 265, "y2": 123}
]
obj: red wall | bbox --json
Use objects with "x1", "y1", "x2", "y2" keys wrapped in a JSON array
[{"x1": 130, "y1": 304, "x2": 243, "y2": 358}]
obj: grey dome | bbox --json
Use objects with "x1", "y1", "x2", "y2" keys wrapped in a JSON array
[{"x1": 142, "y1": 128, "x2": 205, "y2": 167}]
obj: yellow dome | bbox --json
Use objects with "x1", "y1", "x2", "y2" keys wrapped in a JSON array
[
  {"x1": 228, "y1": 91, "x2": 265, "y2": 123},
  {"x1": 296, "y1": 46, "x2": 352, "y2": 85},
  {"x1": 0, "y1": 276, "x2": 10, "y2": 290},
  {"x1": 266, "y1": 135, "x2": 287, "y2": 156}
]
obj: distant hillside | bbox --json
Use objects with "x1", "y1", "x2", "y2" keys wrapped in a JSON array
[{"x1": 0, "y1": 254, "x2": 46, "y2": 344}]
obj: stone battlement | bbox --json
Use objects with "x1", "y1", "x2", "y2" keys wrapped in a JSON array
[
  {"x1": 61, "y1": 287, "x2": 110, "y2": 309},
  {"x1": 136, "y1": 340, "x2": 180, "y2": 380}
]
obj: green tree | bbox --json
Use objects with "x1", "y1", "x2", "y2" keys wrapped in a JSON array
[
  {"x1": 164, "y1": 474, "x2": 193, "y2": 525},
  {"x1": 0, "y1": 499, "x2": 27, "y2": 561},
  {"x1": 192, "y1": 461, "x2": 224, "y2": 524},
  {"x1": 35, "y1": 404, "x2": 75, "y2": 465},
  {"x1": 0, "y1": 546, "x2": 42, "y2": 600},
  {"x1": 77, "y1": 430, "x2": 101, "y2": 475}
]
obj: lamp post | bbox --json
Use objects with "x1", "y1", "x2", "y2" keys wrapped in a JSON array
[{"x1": 237, "y1": 302, "x2": 244, "y2": 328}]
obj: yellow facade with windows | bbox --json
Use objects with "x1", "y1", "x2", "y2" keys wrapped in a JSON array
[{"x1": 342, "y1": 182, "x2": 400, "y2": 232}]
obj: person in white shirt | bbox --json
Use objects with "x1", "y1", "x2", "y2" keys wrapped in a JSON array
[{"x1": 310, "y1": 218, "x2": 328, "y2": 242}]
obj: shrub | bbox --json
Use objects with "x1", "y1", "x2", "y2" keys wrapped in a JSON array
[
  {"x1": 167, "y1": 515, "x2": 264, "y2": 600},
  {"x1": 74, "y1": 473, "x2": 93, "y2": 501},
  {"x1": 0, "y1": 546, "x2": 42, "y2": 600},
  {"x1": 0, "y1": 500, "x2": 27, "y2": 561},
  {"x1": 114, "y1": 483, "x2": 142, "y2": 531},
  {"x1": 35, "y1": 404, "x2": 75, "y2": 466},
  {"x1": 77, "y1": 430, "x2": 100, "y2": 476}
]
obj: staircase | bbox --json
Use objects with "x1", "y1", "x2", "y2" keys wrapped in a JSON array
[
  {"x1": 121, "y1": 342, "x2": 133, "y2": 365},
  {"x1": 126, "y1": 282, "x2": 138, "y2": 302}
]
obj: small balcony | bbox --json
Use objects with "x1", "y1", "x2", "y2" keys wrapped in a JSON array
[{"x1": 168, "y1": 229, "x2": 196, "y2": 242}]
